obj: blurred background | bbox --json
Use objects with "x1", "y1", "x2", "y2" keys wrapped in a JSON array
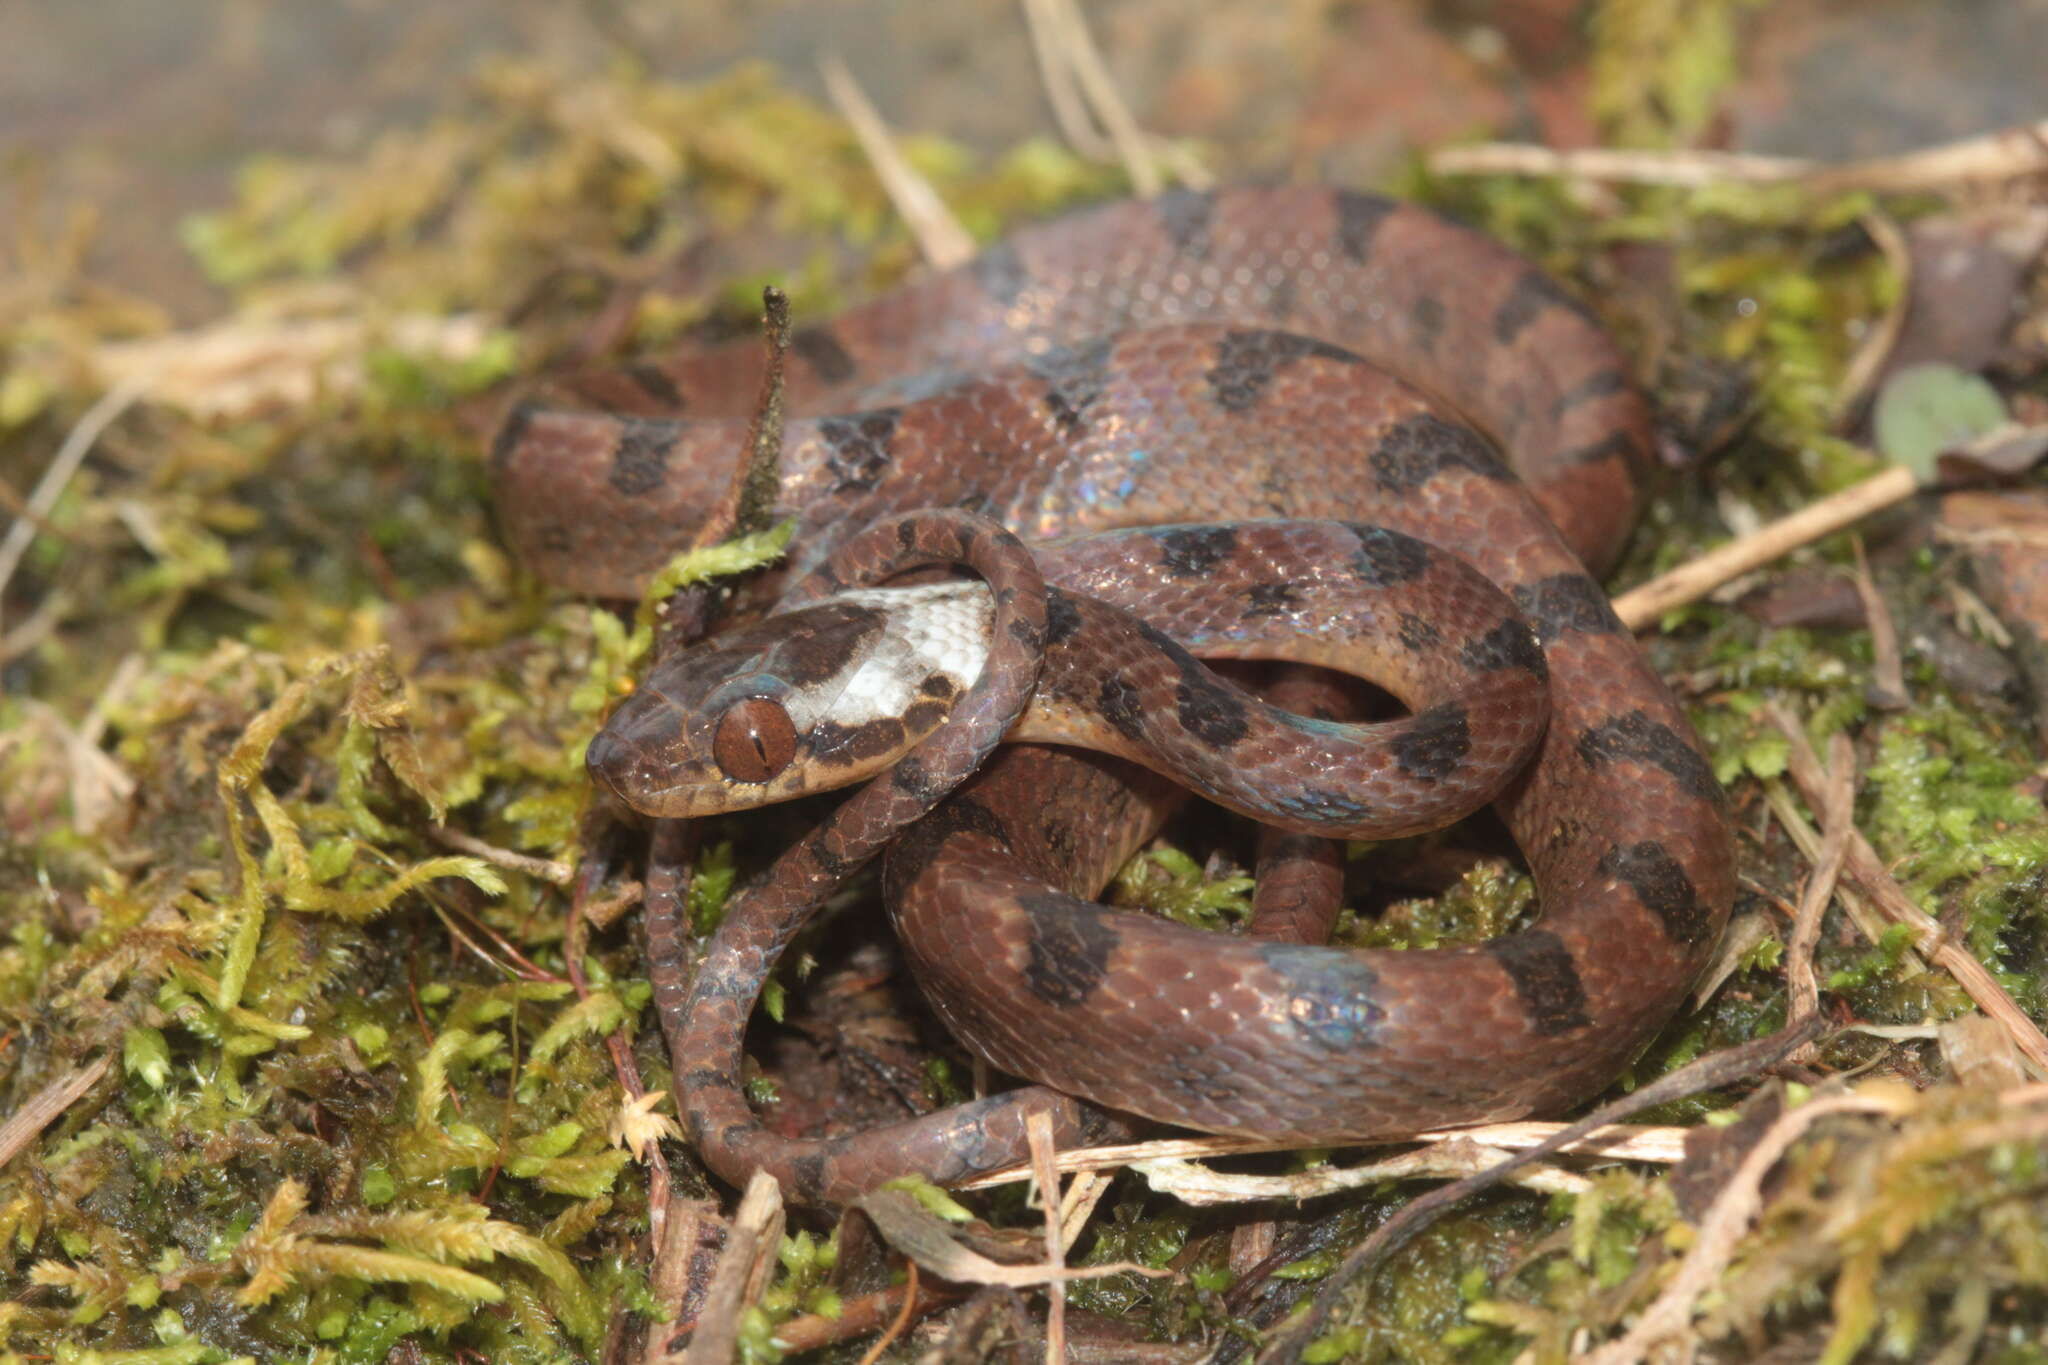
[{"x1": 9, "y1": 0, "x2": 2043, "y2": 323}]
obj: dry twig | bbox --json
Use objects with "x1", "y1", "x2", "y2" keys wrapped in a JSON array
[
  {"x1": 1784, "y1": 733, "x2": 1856, "y2": 1058},
  {"x1": 0, "y1": 1055, "x2": 111, "y2": 1170},
  {"x1": 1832, "y1": 212, "x2": 1913, "y2": 421},
  {"x1": 1850, "y1": 537, "x2": 1907, "y2": 707},
  {"x1": 670, "y1": 1170, "x2": 784, "y2": 1365},
  {"x1": 1611, "y1": 466, "x2": 1920, "y2": 629},
  {"x1": 1026, "y1": 1112, "x2": 1066, "y2": 1365},
  {"x1": 1429, "y1": 119, "x2": 2048, "y2": 194},
  {"x1": 851, "y1": 1260, "x2": 919, "y2": 1365}
]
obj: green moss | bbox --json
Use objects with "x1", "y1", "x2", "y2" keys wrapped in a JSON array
[
  {"x1": 8, "y1": 22, "x2": 2048, "y2": 1365},
  {"x1": 0, "y1": 55, "x2": 1115, "y2": 1362}
]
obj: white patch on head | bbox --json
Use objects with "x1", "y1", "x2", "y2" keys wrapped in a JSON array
[{"x1": 780, "y1": 582, "x2": 994, "y2": 731}]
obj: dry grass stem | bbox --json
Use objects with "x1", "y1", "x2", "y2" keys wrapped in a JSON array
[
  {"x1": 819, "y1": 55, "x2": 976, "y2": 270},
  {"x1": 1766, "y1": 703, "x2": 2048, "y2": 1075},
  {"x1": 428, "y1": 826, "x2": 573, "y2": 885},
  {"x1": 0, "y1": 369, "x2": 156, "y2": 623},
  {"x1": 1134, "y1": 1140, "x2": 1590, "y2": 1207},
  {"x1": 956, "y1": 1118, "x2": 1688, "y2": 1193}
]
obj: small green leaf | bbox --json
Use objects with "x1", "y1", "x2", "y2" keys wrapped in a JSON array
[
  {"x1": 1742, "y1": 733, "x2": 1790, "y2": 780},
  {"x1": 516, "y1": 1121, "x2": 584, "y2": 1160},
  {"x1": 1873, "y1": 363, "x2": 2007, "y2": 477},
  {"x1": 124, "y1": 1026, "x2": 172, "y2": 1091},
  {"x1": 879, "y1": 1176, "x2": 974, "y2": 1223}
]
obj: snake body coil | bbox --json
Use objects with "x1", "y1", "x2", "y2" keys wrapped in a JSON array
[{"x1": 494, "y1": 186, "x2": 1735, "y2": 1203}]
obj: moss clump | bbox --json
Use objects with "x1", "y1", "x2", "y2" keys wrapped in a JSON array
[
  {"x1": 0, "y1": 58, "x2": 1117, "y2": 1363},
  {"x1": 6, "y1": 11, "x2": 2048, "y2": 1363}
]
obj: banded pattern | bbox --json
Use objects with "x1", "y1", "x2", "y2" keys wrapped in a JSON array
[{"x1": 494, "y1": 187, "x2": 1734, "y2": 1203}]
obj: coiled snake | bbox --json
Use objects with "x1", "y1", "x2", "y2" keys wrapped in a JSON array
[{"x1": 492, "y1": 186, "x2": 1735, "y2": 1204}]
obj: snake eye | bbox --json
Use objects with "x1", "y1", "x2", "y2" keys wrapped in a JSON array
[{"x1": 712, "y1": 697, "x2": 797, "y2": 784}]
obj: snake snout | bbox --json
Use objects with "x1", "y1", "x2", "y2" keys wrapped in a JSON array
[{"x1": 585, "y1": 713, "x2": 685, "y2": 810}]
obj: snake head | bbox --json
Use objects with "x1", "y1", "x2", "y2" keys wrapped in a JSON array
[{"x1": 587, "y1": 583, "x2": 994, "y2": 818}]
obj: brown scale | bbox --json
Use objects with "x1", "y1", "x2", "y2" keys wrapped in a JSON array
[{"x1": 494, "y1": 187, "x2": 1733, "y2": 1203}]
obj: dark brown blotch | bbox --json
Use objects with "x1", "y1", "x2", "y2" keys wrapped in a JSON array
[
  {"x1": 489, "y1": 401, "x2": 537, "y2": 475},
  {"x1": 770, "y1": 603, "x2": 878, "y2": 684},
  {"x1": 817, "y1": 408, "x2": 900, "y2": 494},
  {"x1": 883, "y1": 796, "x2": 1011, "y2": 899},
  {"x1": 806, "y1": 832, "x2": 855, "y2": 880},
  {"x1": 1513, "y1": 574, "x2": 1624, "y2": 642},
  {"x1": 608, "y1": 418, "x2": 683, "y2": 497},
  {"x1": 1155, "y1": 187, "x2": 1215, "y2": 258},
  {"x1": 901, "y1": 700, "x2": 950, "y2": 734},
  {"x1": 1368, "y1": 413, "x2": 1513, "y2": 493},
  {"x1": 788, "y1": 1153, "x2": 830, "y2": 1204},
  {"x1": 890, "y1": 754, "x2": 939, "y2": 801},
  {"x1": 1393, "y1": 703, "x2": 1470, "y2": 781},
  {"x1": 1397, "y1": 612, "x2": 1443, "y2": 651},
  {"x1": 1493, "y1": 267, "x2": 1599, "y2": 346},
  {"x1": 1576, "y1": 710, "x2": 1722, "y2": 805},
  {"x1": 1558, "y1": 429, "x2": 1649, "y2": 474},
  {"x1": 1205, "y1": 329, "x2": 1359, "y2": 412},
  {"x1": 1599, "y1": 840, "x2": 1713, "y2": 946},
  {"x1": 1489, "y1": 930, "x2": 1591, "y2": 1035},
  {"x1": 1333, "y1": 190, "x2": 1396, "y2": 264},
  {"x1": 1459, "y1": 617, "x2": 1547, "y2": 677},
  {"x1": 1096, "y1": 673, "x2": 1146, "y2": 742},
  {"x1": 1019, "y1": 893, "x2": 1121, "y2": 1008},
  {"x1": 1344, "y1": 524, "x2": 1432, "y2": 585},
  {"x1": 1026, "y1": 336, "x2": 1115, "y2": 434},
  {"x1": 1244, "y1": 580, "x2": 1302, "y2": 618},
  {"x1": 1175, "y1": 670, "x2": 1251, "y2": 749},
  {"x1": 1044, "y1": 588, "x2": 1084, "y2": 646},
  {"x1": 1550, "y1": 368, "x2": 1629, "y2": 417},
  {"x1": 807, "y1": 717, "x2": 907, "y2": 767},
  {"x1": 624, "y1": 363, "x2": 686, "y2": 409},
  {"x1": 1154, "y1": 524, "x2": 1239, "y2": 577},
  {"x1": 790, "y1": 325, "x2": 858, "y2": 384}
]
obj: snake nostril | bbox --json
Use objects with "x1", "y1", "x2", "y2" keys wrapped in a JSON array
[{"x1": 585, "y1": 728, "x2": 630, "y2": 787}]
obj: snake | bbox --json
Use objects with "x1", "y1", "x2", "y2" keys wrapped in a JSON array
[{"x1": 491, "y1": 185, "x2": 1736, "y2": 1204}]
